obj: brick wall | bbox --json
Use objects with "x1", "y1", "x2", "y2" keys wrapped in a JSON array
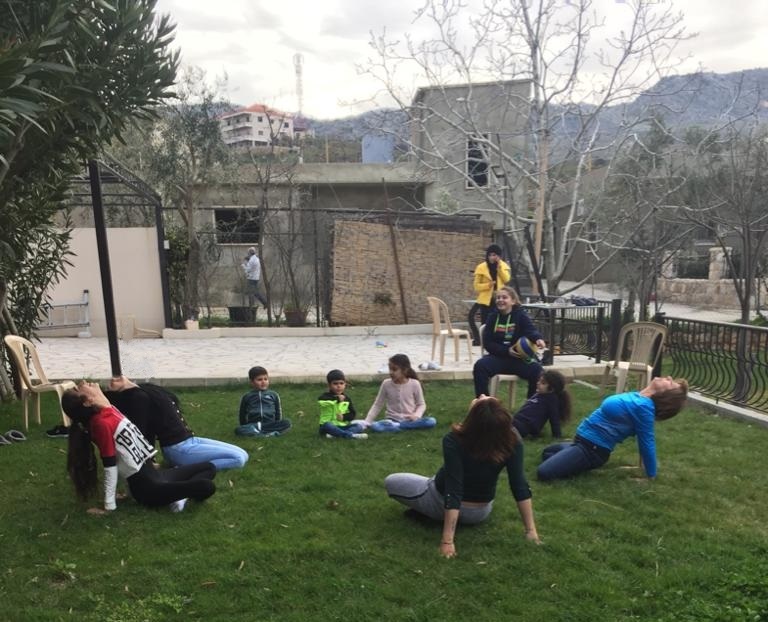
[{"x1": 330, "y1": 220, "x2": 491, "y2": 325}]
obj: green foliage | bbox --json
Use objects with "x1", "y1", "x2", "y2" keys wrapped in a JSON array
[
  {"x1": 0, "y1": 0, "x2": 178, "y2": 337},
  {"x1": 1, "y1": 381, "x2": 767, "y2": 621},
  {"x1": 300, "y1": 136, "x2": 361, "y2": 163}
]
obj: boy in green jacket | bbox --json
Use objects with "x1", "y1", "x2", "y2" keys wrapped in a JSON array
[
  {"x1": 236, "y1": 366, "x2": 291, "y2": 437},
  {"x1": 318, "y1": 369, "x2": 367, "y2": 440}
]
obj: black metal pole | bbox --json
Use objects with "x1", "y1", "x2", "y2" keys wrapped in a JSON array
[
  {"x1": 88, "y1": 159, "x2": 122, "y2": 377},
  {"x1": 154, "y1": 196, "x2": 173, "y2": 329}
]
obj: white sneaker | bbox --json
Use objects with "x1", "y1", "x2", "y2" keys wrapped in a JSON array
[
  {"x1": 169, "y1": 498, "x2": 188, "y2": 513},
  {"x1": 325, "y1": 434, "x2": 334, "y2": 439},
  {"x1": 351, "y1": 433, "x2": 368, "y2": 440}
]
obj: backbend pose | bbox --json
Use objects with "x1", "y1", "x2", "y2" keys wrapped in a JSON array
[
  {"x1": 362, "y1": 354, "x2": 436, "y2": 433},
  {"x1": 537, "y1": 376, "x2": 688, "y2": 481},
  {"x1": 63, "y1": 382, "x2": 216, "y2": 514},
  {"x1": 385, "y1": 396, "x2": 540, "y2": 558},
  {"x1": 105, "y1": 376, "x2": 248, "y2": 471},
  {"x1": 473, "y1": 286, "x2": 547, "y2": 399},
  {"x1": 512, "y1": 370, "x2": 572, "y2": 439}
]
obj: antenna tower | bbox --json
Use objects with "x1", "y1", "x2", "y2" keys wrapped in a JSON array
[{"x1": 293, "y1": 53, "x2": 304, "y2": 116}]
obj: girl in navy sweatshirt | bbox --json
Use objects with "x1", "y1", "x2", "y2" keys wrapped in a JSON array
[{"x1": 512, "y1": 370, "x2": 571, "y2": 439}]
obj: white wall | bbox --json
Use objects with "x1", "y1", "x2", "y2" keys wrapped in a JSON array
[{"x1": 45, "y1": 228, "x2": 165, "y2": 337}]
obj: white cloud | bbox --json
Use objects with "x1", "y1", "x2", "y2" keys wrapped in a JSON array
[{"x1": 155, "y1": 0, "x2": 768, "y2": 119}]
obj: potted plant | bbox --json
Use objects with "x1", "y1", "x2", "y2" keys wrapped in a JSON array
[{"x1": 280, "y1": 271, "x2": 312, "y2": 327}]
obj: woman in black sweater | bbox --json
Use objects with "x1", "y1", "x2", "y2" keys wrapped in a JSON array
[{"x1": 385, "y1": 396, "x2": 541, "y2": 558}]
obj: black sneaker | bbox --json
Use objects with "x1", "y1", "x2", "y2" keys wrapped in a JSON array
[{"x1": 46, "y1": 424, "x2": 70, "y2": 438}]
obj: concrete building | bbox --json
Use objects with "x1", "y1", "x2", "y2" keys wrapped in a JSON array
[
  {"x1": 409, "y1": 80, "x2": 532, "y2": 229},
  {"x1": 220, "y1": 103, "x2": 295, "y2": 148}
]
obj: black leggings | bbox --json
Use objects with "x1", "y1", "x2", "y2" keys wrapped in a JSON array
[
  {"x1": 127, "y1": 461, "x2": 216, "y2": 508},
  {"x1": 468, "y1": 303, "x2": 493, "y2": 344}
]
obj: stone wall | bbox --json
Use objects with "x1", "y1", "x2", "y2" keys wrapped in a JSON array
[
  {"x1": 658, "y1": 277, "x2": 756, "y2": 310},
  {"x1": 330, "y1": 220, "x2": 490, "y2": 325}
]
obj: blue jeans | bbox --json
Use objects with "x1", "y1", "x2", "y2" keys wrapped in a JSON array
[
  {"x1": 370, "y1": 417, "x2": 437, "y2": 433},
  {"x1": 162, "y1": 436, "x2": 249, "y2": 471},
  {"x1": 319, "y1": 422, "x2": 365, "y2": 438},
  {"x1": 536, "y1": 436, "x2": 611, "y2": 481},
  {"x1": 473, "y1": 354, "x2": 542, "y2": 399}
]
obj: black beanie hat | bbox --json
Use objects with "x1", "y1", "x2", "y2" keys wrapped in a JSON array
[
  {"x1": 486, "y1": 244, "x2": 503, "y2": 257},
  {"x1": 326, "y1": 369, "x2": 346, "y2": 383}
]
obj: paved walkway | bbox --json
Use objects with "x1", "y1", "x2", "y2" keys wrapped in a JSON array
[
  {"x1": 33, "y1": 283, "x2": 742, "y2": 386},
  {"x1": 35, "y1": 328, "x2": 603, "y2": 386}
]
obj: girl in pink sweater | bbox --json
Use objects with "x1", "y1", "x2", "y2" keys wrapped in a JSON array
[{"x1": 362, "y1": 354, "x2": 437, "y2": 433}]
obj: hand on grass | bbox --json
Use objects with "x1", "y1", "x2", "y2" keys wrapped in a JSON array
[
  {"x1": 525, "y1": 529, "x2": 542, "y2": 545},
  {"x1": 439, "y1": 541, "x2": 456, "y2": 558},
  {"x1": 86, "y1": 507, "x2": 109, "y2": 516}
]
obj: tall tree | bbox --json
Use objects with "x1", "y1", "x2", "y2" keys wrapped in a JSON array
[
  {"x1": 597, "y1": 117, "x2": 692, "y2": 320},
  {"x1": 0, "y1": 0, "x2": 178, "y2": 340},
  {"x1": 365, "y1": 0, "x2": 691, "y2": 294},
  {"x1": 111, "y1": 66, "x2": 233, "y2": 322},
  {"x1": 679, "y1": 122, "x2": 768, "y2": 324}
]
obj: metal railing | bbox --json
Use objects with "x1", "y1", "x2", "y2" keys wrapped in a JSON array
[
  {"x1": 523, "y1": 296, "x2": 622, "y2": 365},
  {"x1": 656, "y1": 314, "x2": 768, "y2": 414},
  {"x1": 36, "y1": 290, "x2": 90, "y2": 332},
  {"x1": 522, "y1": 297, "x2": 623, "y2": 364}
]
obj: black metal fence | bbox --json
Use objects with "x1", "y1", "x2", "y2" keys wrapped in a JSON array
[
  {"x1": 656, "y1": 314, "x2": 768, "y2": 414},
  {"x1": 522, "y1": 297, "x2": 623, "y2": 364}
]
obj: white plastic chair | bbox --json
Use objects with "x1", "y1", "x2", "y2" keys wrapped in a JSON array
[
  {"x1": 427, "y1": 297, "x2": 473, "y2": 366},
  {"x1": 479, "y1": 323, "x2": 518, "y2": 409},
  {"x1": 601, "y1": 322, "x2": 668, "y2": 394},
  {"x1": 3, "y1": 335, "x2": 75, "y2": 430}
]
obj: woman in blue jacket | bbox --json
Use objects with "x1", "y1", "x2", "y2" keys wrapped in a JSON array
[
  {"x1": 537, "y1": 376, "x2": 688, "y2": 481},
  {"x1": 473, "y1": 286, "x2": 546, "y2": 399}
]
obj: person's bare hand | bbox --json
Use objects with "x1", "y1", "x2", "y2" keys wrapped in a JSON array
[
  {"x1": 439, "y1": 541, "x2": 456, "y2": 558},
  {"x1": 108, "y1": 375, "x2": 137, "y2": 392},
  {"x1": 525, "y1": 530, "x2": 542, "y2": 545},
  {"x1": 86, "y1": 507, "x2": 109, "y2": 516}
]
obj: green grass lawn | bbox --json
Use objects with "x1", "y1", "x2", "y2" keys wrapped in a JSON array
[{"x1": 1, "y1": 380, "x2": 767, "y2": 622}]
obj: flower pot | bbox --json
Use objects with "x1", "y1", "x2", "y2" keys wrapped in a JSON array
[
  {"x1": 284, "y1": 309, "x2": 307, "y2": 327},
  {"x1": 228, "y1": 306, "x2": 255, "y2": 326}
]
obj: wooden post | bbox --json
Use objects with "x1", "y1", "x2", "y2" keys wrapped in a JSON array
[{"x1": 382, "y1": 178, "x2": 409, "y2": 324}]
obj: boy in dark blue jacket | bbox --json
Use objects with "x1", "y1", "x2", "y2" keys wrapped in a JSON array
[{"x1": 235, "y1": 366, "x2": 291, "y2": 437}]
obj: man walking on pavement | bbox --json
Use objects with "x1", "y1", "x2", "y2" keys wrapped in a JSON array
[{"x1": 243, "y1": 247, "x2": 268, "y2": 308}]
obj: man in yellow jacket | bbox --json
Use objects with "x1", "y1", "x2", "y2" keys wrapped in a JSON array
[{"x1": 468, "y1": 244, "x2": 511, "y2": 345}]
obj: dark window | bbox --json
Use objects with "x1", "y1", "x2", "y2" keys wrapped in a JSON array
[
  {"x1": 467, "y1": 137, "x2": 489, "y2": 187},
  {"x1": 214, "y1": 209, "x2": 260, "y2": 244}
]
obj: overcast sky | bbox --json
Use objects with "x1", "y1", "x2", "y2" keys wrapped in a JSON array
[{"x1": 153, "y1": 0, "x2": 768, "y2": 119}]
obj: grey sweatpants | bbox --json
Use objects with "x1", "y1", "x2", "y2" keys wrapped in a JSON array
[{"x1": 384, "y1": 473, "x2": 493, "y2": 524}]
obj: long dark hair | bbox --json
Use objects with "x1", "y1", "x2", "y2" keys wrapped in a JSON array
[
  {"x1": 541, "y1": 370, "x2": 572, "y2": 422},
  {"x1": 451, "y1": 397, "x2": 518, "y2": 463},
  {"x1": 62, "y1": 389, "x2": 98, "y2": 501},
  {"x1": 389, "y1": 353, "x2": 418, "y2": 380}
]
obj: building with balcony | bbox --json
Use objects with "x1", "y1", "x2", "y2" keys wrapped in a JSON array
[{"x1": 220, "y1": 103, "x2": 296, "y2": 148}]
